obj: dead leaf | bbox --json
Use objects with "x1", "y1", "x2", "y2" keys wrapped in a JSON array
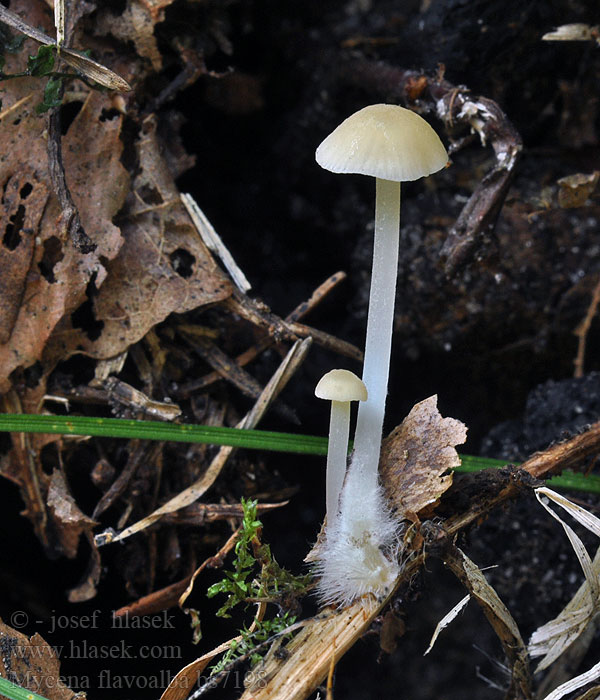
[
  {"x1": 379, "y1": 608, "x2": 406, "y2": 655},
  {"x1": 557, "y1": 172, "x2": 599, "y2": 208},
  {"x1": 67, "y1": 532, "x2": 102, "y2": 603},
  {"x1": 445, "y1": 547, "x2": 531, "y2": 699},
  {"x1": 0, "y1": 619, "x2": 79, "y2": 700},
  {"x1": 541, "y1": 661, "x2": 600, "y2": 700},
  {"x1": 0, "y1": 172, "x2": 48, "y2": 343},
  {"x1": 0, "y1": 63, "x2": 129, "y2": 393},
  {"x1": 95, "y1": 0, "x2": 175, "y2": 71},
  {"x1": 529, "y1": 488, "x2": 600, "y2": 672},
  {"x1": 380, "y1": 395, "x2": 467, "y2": 518},
  {"x1": 47, "y1": 470, "x2": 97, "y2": 559},
  {"x1": 45, "y1": 115, "x2": 232, "y2": 363}
]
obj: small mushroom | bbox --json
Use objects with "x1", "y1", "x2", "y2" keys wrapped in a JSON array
[
  {"x1": 316, "y1": 104, "x2": 448, "y2": 491},
  {"x1": 315, "y1": 369, "x2": 367, "y2": 523}
]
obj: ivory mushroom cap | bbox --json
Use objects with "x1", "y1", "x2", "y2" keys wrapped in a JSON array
[
  {"x1": 315, "y1": 103, "x2": 448, "y2": 183},
  {"x1": 315, "y1": 369, "x2": 368, "y2": 403}
]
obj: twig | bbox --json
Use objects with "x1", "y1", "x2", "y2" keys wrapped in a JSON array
[
  {"x1": 175, "y1": 272, "x2": 348, "y2": 397},
  {"x1": 573, "y1": 275, "x2": 600, "y2": 378},
  {"x1": 92, "y1": 441, "x2": 163, "y2": 519},
  {"x1": 181, "y1": 193, "x2": 252, "y2": 293},
  {"x1": 225, "y1": 288, "x2": 363, "y2": 361},
  {"x1": 180, "y1": 333, "x2": 298, "y2": 424}
]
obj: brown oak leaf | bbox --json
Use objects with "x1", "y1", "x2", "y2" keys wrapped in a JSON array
[{"x1": 380, "y1": 394, "x2": 467, "y2": 519}]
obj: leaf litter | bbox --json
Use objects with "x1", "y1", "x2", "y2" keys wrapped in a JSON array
[
  {"x1": 529, "y1": 487, "x2": 600, "y2": 672},
  {"x1": 0, "y1": 618, "x2": 76, "y2": 700}
]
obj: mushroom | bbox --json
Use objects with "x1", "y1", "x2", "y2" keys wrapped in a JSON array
[
  {"x1": 314, "y1": 104, "x2": 448, "y2": 605},
  {"x1": 316, "y1": 104, "x2": 448, "y2": 492},
  {"x1": 315, "y1": 369, "x2": 367, "y2": 523}
]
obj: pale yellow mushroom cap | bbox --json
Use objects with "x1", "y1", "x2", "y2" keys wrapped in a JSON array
[
  {"x1": 315, "y1": 369, "x2": 368, "y2": 402},
  {"x1": 315, "y1": 104, "x2": 448, "y2": 182}
]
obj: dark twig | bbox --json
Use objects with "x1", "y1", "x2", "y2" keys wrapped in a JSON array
[
  {"x1": 92, "y1": 441, "x2": 162, "y2": 519},
  {"x1": 573, "y1": 275, "x2": 600, "y2": 378},
  {"x1": 176, "y1": 272, "x2": 350, "y2": 398}
]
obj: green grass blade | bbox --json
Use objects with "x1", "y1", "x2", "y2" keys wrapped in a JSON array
[
  {"x1": 0, "y1": 413, "x2": 599, "y2": 494},
  {"x1": 0, "y1": 677, "x2": 50, "y2": 700},
  {"x1": 0, "y1": 413, "x2": 328, "y2": 455}
]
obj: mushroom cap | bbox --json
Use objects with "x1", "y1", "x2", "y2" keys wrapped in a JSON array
[
  {"x1": 315, "y1": 104, "x2": 448, "y2": 182},
  {"x1": 315, "y1": 369, "x2": 368, "y2": 402}
]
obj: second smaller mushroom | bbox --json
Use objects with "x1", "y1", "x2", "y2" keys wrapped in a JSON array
[{"x1": 315, "y1": 369, "x2": 367, "y2": 524}]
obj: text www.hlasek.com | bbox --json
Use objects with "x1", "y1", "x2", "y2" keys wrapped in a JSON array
[{"x1": 13, "y1": 640, "x2": 182, "y2": 660}]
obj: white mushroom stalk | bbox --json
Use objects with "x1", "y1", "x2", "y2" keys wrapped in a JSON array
[
  {"x1": 325, "y1": 399, "x2": 351, "y2": 517},
  {"x1": 315, "y1": 369, "x2": 367, "y2": 523},
  {"x1": 351, "y1": 177, "x2": 400, "y2": 492},
  {"x1": 314, "y1": 104, "x2": 448, "y2": 606}
]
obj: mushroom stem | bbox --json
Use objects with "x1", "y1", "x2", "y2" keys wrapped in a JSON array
[
  {"x1": 326, "y1": 400, "x2": 351, "y2": 522},
  {"x1": 352, "y1": 178, "x2": 401, "y2": 489}
]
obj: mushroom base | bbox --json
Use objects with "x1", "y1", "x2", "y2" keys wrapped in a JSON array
[{"x1": 314, "y1": 490, "x2": 402, "y2": 607}]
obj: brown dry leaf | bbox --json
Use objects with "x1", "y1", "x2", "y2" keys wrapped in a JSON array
[
  {"x1": 0, "y1": 619, "x2": 79, "y2": 700},
  {"x1": 380, "y1": 395, "x2": 467, "y2": 518},
  {"x1": 160, "y1": 639, "x2": 237, "y2": 700},
  {"x1": 67, "y1": 533, "x2": 102, "y2": 603},
  {"x1": 0, "y1": 40, "x2": 129, "y2": 392},
  {"x1": 557, "y1": 171, "x2": 599, "y2": 208},
  {"x1": 47, "y1": 470, "x2": 97, "y2": 559},
  {"x1": 95, "y1": 0, "x2": 177, "y2": 71},
  {"x1": 0, "y1": 170, "x2": 48, "y2": 344},
  {"x1": 46, "y1": 115, "x2": 232, "y2": 362}
]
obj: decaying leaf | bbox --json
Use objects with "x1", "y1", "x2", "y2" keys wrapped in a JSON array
[
  {"x1": 557, "y1": 172, "x2": 599, "y2": 209},
  {"x1": 94, "y1": 0, "x2": 178, "y2": 71},
  {"x1": 0, "y1": 171, "x2": 48, "y2": 344},
  {"x1": 0, "y1": 619, "x2": 78, "y2": 700},
  {"x1": 380, "y1": 395, "x2": 467, "y2": 518},
  {"x1": 445, "y1": 547, "x2": 531, "y2": 699},
  {"x1": 0, "y1": 57, "x2": 129, "y2": 393},
  {"x1": 45, "y1": 115, "x2": 232, "y2": 363},
  {"x1": 47, "y1": 469, "x2": 97, "y2": 559},
  {"x1": 529, "y1": 488, "x2": 600, "y2": 672}
]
